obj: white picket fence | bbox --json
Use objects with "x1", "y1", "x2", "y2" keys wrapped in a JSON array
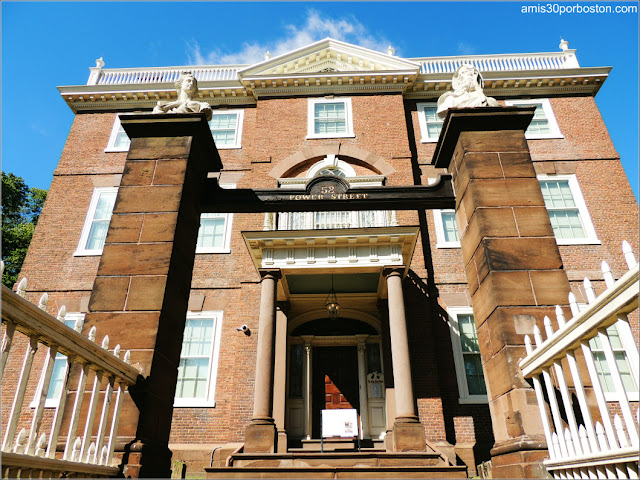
[
  {"x1": 519, "y1": 241, "x2": 640, "y2": 479},
  {"x1": 1, "y1": 271, "x2": 140, "y2": 478}
]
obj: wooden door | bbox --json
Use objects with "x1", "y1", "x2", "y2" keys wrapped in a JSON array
[{"x1": 312, "y1": 346, "x2": 359, "y2": 437}]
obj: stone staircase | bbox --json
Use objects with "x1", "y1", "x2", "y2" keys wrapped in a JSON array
[{"x1": 205, "y1": 439, "x2": 468, "y2": 478}]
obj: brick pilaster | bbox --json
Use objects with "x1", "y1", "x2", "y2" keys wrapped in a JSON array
[
  {"x1": 434, "y1": 107, "x2": 571, "y2": 478},
  {"x1": 83, "y1": 113, "x2": 220, "y2": 478}
]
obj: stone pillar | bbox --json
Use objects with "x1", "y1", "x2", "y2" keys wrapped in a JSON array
[
  {"x1": 383, "y1": 266, "x2": 426, "y2": 452},
  {"x1": 272, "y1": 303, "x2": 289, "y2": 452},
  {"x1": 84, "y1": 113, "x2": 221, "y2": 478},
  {"x1": 433, "y1": 107, "x2": 572, "y2": 478},
  {"x1": 245, "y1": 269, "x2": 281, "y2": 453}
]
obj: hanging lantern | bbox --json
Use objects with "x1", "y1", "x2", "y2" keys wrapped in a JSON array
[{"x1": 325, "y1": 275, "x2": 340, "y2": 319}]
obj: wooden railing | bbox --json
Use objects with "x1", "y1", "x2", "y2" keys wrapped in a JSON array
[
  {"x1": 1, "y1": 272, "x2": 140, "y2": 478},
  {"x1": 519, "y1": 242, "x2": 639, "y2": 479}
]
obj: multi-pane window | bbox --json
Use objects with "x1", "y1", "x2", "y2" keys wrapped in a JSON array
[
  {"x1": 32, "y1": 314, "x2": 84, "y2": 408},
  {"x1": 505, "y1": 98, "x2": 562, "y2": 139},
  {"x1": 196, "y1": 213, "x2": 233, "y2": 253},
  {"x1": 105, "y1": 116, "x2": 130, "y2": 151},
  {"x1": 458, "y1": 314, "x2": 486, "y2": 396},
  {"x1": 209, "y1": 110, "x2": 244, "y2": 149},
  {"x1": 448, "y1": 308, "x2": 487, "y2": 403},
  {"x1": 314, "y1": 102, "x2": 346, "y2": 134},
  {"x1": 288, "y1": 344, "x2": 304, "y2": 399},
  {"x1": 75, "y1": 187, "x2": 118, "y2": 255},
  {"x1": 538, "y1": 175, "x2": 599, "y2": 245},
  {"x1": 174, "y1": 312, "x2": 222, "y2": 407},
  {"x1": 589, "y1": 324, "x2": 639, "y2": 400},
  {"x1": 417, "y1": 102, "x2": 444, "y2": 142},
  {"x1": 307, "y1": 98, "x2": 354, "y2": 138},
  {"x1": 433, "y1": 209, "x2": 460, "y2": 248}
]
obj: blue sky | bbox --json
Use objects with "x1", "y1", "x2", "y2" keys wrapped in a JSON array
[{"x1": 2, "y1": 2, "x2": 638, "y2": 197}]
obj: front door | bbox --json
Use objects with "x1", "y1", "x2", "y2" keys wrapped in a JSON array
[{"x1": 312, "y1": 346, "x2": 359, "y2": 438}]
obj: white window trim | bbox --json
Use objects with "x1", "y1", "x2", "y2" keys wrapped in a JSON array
[
  {"x1": 579, "y1": 307, "x2": 639, "y2": 402},
  {"x1": 74, "y1": 187, "x2": 118, "y2": 256},
  {"x1": 433, "y1": 209, "x2": 460, "y2": 249},
  {"x1": 306, "y1": 156, "x2": 357, "y2": 178},
  {"x1": 210, "y1": 109, "x2": 244, "y2": 149},
  {"x1": 416, "y1": 102, "x2": 443, "y2": 143},
  {"x1": 105, "y1": 115, "x2": 130, "y2": 152},
  {"x1": 195, "y1": 213, "x2": 234, "y2": 254},
  {"x1": 307, "y1": 97, "x2": 354, "y2": 139},
  {"x1": 196, "y1": 184, "x2": 235, "y2": 254},
  {"x1": 537, "y1": 174, "x2": 600, "y2": 245},
  {"x1": 504, "y1": 98, "x2": 563, "y2": 139},
  {"x1": 447, "y1": 307, "x2": 488, "y2": 404},
  {"x1": 31, "y1": 313, "x2": 85, "y2": 408},
  {"x1": 173, "y1": 311, "x2": 223, "y2": 408}
]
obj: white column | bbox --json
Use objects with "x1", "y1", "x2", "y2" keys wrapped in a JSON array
[
  {"x1": 357, "y1": 342, "x2": 369, "y2": 439},
  {"x1": 303, "y1": 341, "x2": 312, "y2": 440}
]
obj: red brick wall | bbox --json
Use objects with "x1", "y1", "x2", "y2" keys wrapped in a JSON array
[{"x1": 9, "y1": 91, "x2": 638, "y2": 473}]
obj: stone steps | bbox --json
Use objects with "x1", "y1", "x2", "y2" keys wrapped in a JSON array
[{"x1": 205, "y1": 451, "x2": 468, "y2": 478}]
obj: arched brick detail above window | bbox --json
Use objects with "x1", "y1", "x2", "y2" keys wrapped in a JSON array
[{"x1": 268, "y1": 144, "x2": 395, "y2": 179}]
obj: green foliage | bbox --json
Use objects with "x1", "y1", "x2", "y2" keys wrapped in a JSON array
[{"x1": 2, "y1": 172, "x2": 48, "y2": 288}]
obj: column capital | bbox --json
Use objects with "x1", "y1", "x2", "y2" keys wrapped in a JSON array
[
  {"x1": 259, "y1": 268, "x2": 282, "y2": 281},
  {"x1": 382, "y1": 266, "x2": 405, "y2": 278}
]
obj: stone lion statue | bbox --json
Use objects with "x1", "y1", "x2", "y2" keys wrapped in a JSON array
[
  {"x1": 436, "y1": 64, "x2": 498, "y2": 119},
  {"x1": 152, "y1": 72, "x2": 213, "y2": 121}
]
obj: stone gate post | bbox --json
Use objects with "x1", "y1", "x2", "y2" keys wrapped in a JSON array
[
  {"x1": 433, "y1": 107, "x2": 572, "y2": 478},
  {"x1": 83, "y1": 113, "x2": 220, "y2": 477}
]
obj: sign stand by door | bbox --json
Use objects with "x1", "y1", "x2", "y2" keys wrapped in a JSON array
[{"x1": 320, "y1": 409, "x2": 361, "y2": 453}]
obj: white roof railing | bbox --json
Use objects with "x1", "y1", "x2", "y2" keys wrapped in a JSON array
[
  {"x1": 89, "y1": 65, "x2": 246, "y2": 86},
  {"x1": 86, "y1": 50, "x2": 580, "y2": 86},
  {"x1": 410, "y1": 50, "x2": 580, "y2": 74}
]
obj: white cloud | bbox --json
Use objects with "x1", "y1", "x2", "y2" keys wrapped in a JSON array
[
  {"x1": 456, "y1": 42, "x2": 477, "y2": 55},
  {"x1": 186, "y1": 10, "x2": 393, "y2": 66}
]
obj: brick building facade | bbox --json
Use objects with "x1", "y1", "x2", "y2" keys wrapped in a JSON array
[{"x1": 3, "y1": 38, "x2": 638, "y2": 478}]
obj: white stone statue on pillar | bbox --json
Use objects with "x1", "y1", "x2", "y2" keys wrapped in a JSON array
[
  {"x1": 436, "y1": 64, "x2": 498, "y2": 119},
  {"x1": 152, "y1": 72, "x2": 213, "y2": 121}
]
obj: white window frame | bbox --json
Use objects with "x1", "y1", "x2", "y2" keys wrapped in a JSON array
[
  {"x1": 504, "y1": 98, "x2": 563, "y2": 139},
  {"x1": 74, "y1": 187, "x2": 118, "y2": 256},
  {"x1": 447, "y1": 307, "x2": 488, "y2": 404},
  {"x1": 537, "y1": 174, "x2": 600, "y2": 245},
  {"x1": 433, "y1": 209, "x2": 461, "y2": 248},
  {"x1": 416, "y1": 102, "x2": 444, "y2": 143},
  {"x1": 31, "y1": 313, "x2": 85, "y2": 408},
  {"x1": 105, "y1": 115, "x2": 131, "y2": 152},
  {"x1": 585, "y1": 319, "x2": 639, "y2": 403},
  {"x1": 209, "y1": 109, "x2": 244, "y2": 149},
  {"x1": 173, "y1": 311, "x2": 223, "y2": 408},
  {"x1": 307, "y1": 97, "x2": 354, "y2": 139},
  {"x1": 195, "y1": 213, "x2": 233, "y2": 254}
]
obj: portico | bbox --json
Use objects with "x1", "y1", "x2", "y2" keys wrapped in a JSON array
[{"x1": 242, "y1": 226, "x2": 426, "y2": 452}]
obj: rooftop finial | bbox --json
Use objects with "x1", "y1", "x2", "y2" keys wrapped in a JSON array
[
  {"x1": 264, "y1": 51, "x2": 272, "y2": 60},
  {"x1": 95, "y1": 57, "x2": 105, "y2": 68},
  {"x1": 559, "y1": 39, "x2": 569, "y2": 51},
  {"x1": 386, "y1": 45, "x2": 396, "y2": 56}
]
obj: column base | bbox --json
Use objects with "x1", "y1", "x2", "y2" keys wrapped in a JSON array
[
  {"x1": 391, "y1": 416, "x2": 426, "y2": 452},
  {"x1": 276, "y1": 430, "x2": 288, "y2": 453},
  {"x1": 244, "y1": 419, "x2": 277, "y2": 453},
  {"x1": 122, "y1": 441, "x2": 173, "y2": 478},
  {"x1": 490, "y1": 437, "x2": 548, "y2": 478}
]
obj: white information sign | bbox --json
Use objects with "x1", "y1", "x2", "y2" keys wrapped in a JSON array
[{"x1": 321, "y1": 409, "x2": 358, "y2": 438}]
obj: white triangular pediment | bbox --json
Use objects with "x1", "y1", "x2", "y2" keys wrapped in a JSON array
[{"x1": 238, "y1": 38, "x2": 420, "y2": 77}]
